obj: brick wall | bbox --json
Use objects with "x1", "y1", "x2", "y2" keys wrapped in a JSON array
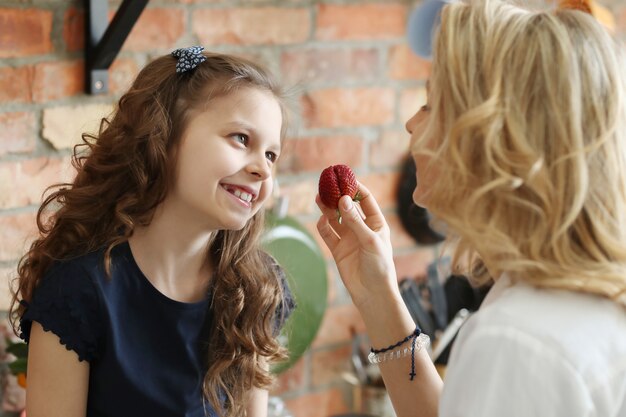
[{"x1": 1, "y1": 1, "x2": 625, "y2": 416}]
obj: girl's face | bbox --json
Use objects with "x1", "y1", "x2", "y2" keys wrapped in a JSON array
[
  {"x1": 405, "y1": 86, "x2": 439, "y2": 208},
  {"x1": 171, "y1": 87, "x2": 283, "y2": 231}
]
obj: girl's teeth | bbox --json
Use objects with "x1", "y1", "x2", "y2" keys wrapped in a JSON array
[{"x1": 231, "y1": 188, "x2": 252, "y2": 203}]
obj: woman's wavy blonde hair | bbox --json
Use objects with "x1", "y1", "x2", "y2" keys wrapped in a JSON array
[
  {"x1": 11, "y1": 51, "x2": 289, "y2": 416},
  {"x1": 415, "y1": 0, "x2": 626, "y2": 306}
]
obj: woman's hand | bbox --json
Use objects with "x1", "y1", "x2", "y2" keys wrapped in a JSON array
[
  {"x1": 316, "y1": 182, "x2": 399, "y2": 311},
  {"x1": 317, "y1": 183, "x2": 443, "y2": 417}
]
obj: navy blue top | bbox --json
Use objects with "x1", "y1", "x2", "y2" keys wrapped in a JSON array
[{"x1": 19, "y1": 241, "x2": 294, "y2": 417}]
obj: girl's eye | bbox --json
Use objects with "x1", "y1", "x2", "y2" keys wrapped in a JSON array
[
  {"x1": 265, "y1": 151, "x2": 278, "y2": 163},
  {"x1": 420, "y1": 104, "x2": 431, "y2": 112},
  {"x1": 232, "y1": 133, "x2": 249, "y2": 145}
]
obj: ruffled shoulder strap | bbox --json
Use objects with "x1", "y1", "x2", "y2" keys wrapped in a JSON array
[
  {"x1": 20, "y1": 260, "x2": 105, "y2": 362},
  {"x1": 263, "y1": 253, "x2": 296, "y2": 335}
]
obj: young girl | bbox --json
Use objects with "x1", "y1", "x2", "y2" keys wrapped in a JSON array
[
  {"x1": 316, "y1": 1, "x2": 626, "y2": 416},
  {"x1": 10, "y1": 47, "x2": 294, "y2": 417}
]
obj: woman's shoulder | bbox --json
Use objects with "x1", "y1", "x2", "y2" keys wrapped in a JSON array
[
  {"x1": 475, "y1": 278, "x2": 626, "y2": 342},
  {"x1": 456, "y1": 278, "x2": 626, "y2": 387},
  {"x1": 443, "y1": 282, "x2": 626, "y2": 416}
]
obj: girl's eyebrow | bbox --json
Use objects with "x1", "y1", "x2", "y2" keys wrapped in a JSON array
[
  {"x1": 223, "y1": 120, "x2": 257, "y2": 134},
  {"x1": 224, "y1": 120, "x2": 282, "y2": 153}
]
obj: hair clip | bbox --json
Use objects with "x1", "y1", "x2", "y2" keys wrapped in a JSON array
[{"x1": 171, "y1": 46, "x2": 207, "y2": 74}]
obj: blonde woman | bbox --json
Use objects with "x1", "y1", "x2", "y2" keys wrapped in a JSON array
[{"x1": 316, "y1": 1, "x2": 626, "y2": 416}]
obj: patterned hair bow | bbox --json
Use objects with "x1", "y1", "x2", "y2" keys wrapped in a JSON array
[{"x1": 171, "y1": 46, "x2": 207, "y2": 74}]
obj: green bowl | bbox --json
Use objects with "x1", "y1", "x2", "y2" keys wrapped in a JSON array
[{"x1": 263, "y1": 213, "x2": 328, "y2": 374}]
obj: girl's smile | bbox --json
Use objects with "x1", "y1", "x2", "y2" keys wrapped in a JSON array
[{"x1": 220, "y1": 183, "x2": 259, "y2": 208}]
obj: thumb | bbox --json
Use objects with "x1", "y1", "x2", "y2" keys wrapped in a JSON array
[{"x1": 339, "y1": 195, "x2": 375, "y2": 245}]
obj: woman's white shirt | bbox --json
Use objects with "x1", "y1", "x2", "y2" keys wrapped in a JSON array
[{"x1": 439, "y1": 275, "x2": 626, "y2": 417}]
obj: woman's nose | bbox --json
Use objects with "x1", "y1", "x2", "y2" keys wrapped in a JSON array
[{"x1": 405, "y1": 113, "x2": 418, "y2": 134}]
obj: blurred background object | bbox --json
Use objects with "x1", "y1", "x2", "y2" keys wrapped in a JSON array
[
  {"x1": 263, "y1": 199, "x2": 328, "y2": 375},
  {"x1": 396, "y1": 155, "x2": 445, "y2": 245},
  {"x1": 406, "y1": 0, "x2": 453, "y2": 59}
]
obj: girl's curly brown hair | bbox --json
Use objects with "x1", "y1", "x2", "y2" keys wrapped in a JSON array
[{"x1": 10, "y1": 51, "x2": 290, "y2": 416}]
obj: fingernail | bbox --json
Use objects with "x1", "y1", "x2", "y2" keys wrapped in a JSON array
[{"x1": 341, "y1": 197, "x2": 353, "y2": 211}]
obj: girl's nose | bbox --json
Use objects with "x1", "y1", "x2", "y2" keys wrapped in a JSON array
[{"x1": 247, "y1": 154, "x2": 271, "y2": 180}]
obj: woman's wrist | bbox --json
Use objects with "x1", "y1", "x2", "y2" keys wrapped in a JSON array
[{"x1": 357, "y1": 289, "x2": 417, "y2": 350}]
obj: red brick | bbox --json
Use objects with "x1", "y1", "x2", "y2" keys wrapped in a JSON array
[
  {"x1": 388, "y1": 44, "x2": 432, "y2": 81},
  {"x1": 124, "y1": 8, "x2": 185, "y2": 51},
  {"x1": 0, "y1": 8, "x2": 53, "y2": 58},
  {"x1": 0, "y1": 157, "x2": 74, "y2": 210},
  {"x1": 0, "y1": 212, "x2": 38, "y2": 262},
  {"x1": 370, "y1": 130, "x2": 411, "y2": 169},
  {"x1": 0, "y1": 265, "x2": 17, "y2": 310},
  {"x1": 312, "y1": 303, "x2": 366, "y2": 348},
  {"x1": 283, "y1": 387, "x2": 350, "y2": 417},
  {"x1": 0, "y1": 66, "x2": 34, "y2": 104},
  {"x1": 32, "y1": 60, "x2": 84, "y2": 103},
  {"x1": 277, "y1": 180, "x2": 318, "y2": 216},
  {"x1": 271, "y1": 356, "x2": 306, "y2": 395},
  {"x1": 387, "y1": 212, "x2": 419, "y2": 250},
  {"x1": 109, "y1": 57, "x2": 140, "y2": 95},
  {"x1": 63, "y1": 7, "x2": 84, "y2": 52},
  {"x1": 279, "y1": 136, "x2": 364, "y2": 174},
  {"x1": 302, "y1": 88, "x2": 395, "y2": 128},
  {"x1": 326, "y1": 270, "x2": 338, "y2": 307},
  {"x1": 400, "y1": 87, "x2": 428, "y2": 127},
  {"x1": 193, "y1": 8, "x2": 310, "y2": 45},
  {"x1": 325, "y1": 263, "x2": 339, "y2": 306},
  {"x1": 316, "y1": 3, "x2": 406, "y2": 41},
  {"x1": 393, "y1": 248, "x2": 437, "y2": 282},
  {"x1": 311, "y1": 344, "x2": 352, "y2": 387},
  {"x1": 360, "y1": 171, "x2": 401, "y2": 211},
  {"x1": 281, "y1": 48, "x2": 379, "y2": 85},
  {"x1": 0, "y1": 112, "x2": 36, "y2": 156}
]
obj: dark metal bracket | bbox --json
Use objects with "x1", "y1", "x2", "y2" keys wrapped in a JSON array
[{"x1": 85, "y1": 0, "x2": 148, "y2": 95}]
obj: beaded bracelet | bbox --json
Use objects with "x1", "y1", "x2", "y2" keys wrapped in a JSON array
[
  {"x1": 368, "y1": 333, "x2": 430, "y2": 364},
  {"x1": 368, "y1": 328, "x2": 429, "y2": 381}
]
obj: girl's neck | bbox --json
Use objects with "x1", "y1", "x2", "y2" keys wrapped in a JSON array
[{"x1": 128, "y1": 199, "x2": 214, "y2": 303}]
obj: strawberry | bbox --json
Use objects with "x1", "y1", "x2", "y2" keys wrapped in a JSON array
[{"x1": 318, "y1": 164, "x2": 362, "y2": 210}]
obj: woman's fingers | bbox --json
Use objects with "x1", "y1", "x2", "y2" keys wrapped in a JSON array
[
  {"x1": 337, "y1": 195, "x2": 378, "y2": 248},
  {"x1": 315, "y1": 195, "x2": 351, "y2": 235},
  {"x1": 315, "y1": 182, "x2": 389, "y2": 241},
  {"x1": 354, "y1": 182, "x2": 387, "y2": 231},
  {"x1": 316, "y1": 214, "x2": 340, "y2": 252}
]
